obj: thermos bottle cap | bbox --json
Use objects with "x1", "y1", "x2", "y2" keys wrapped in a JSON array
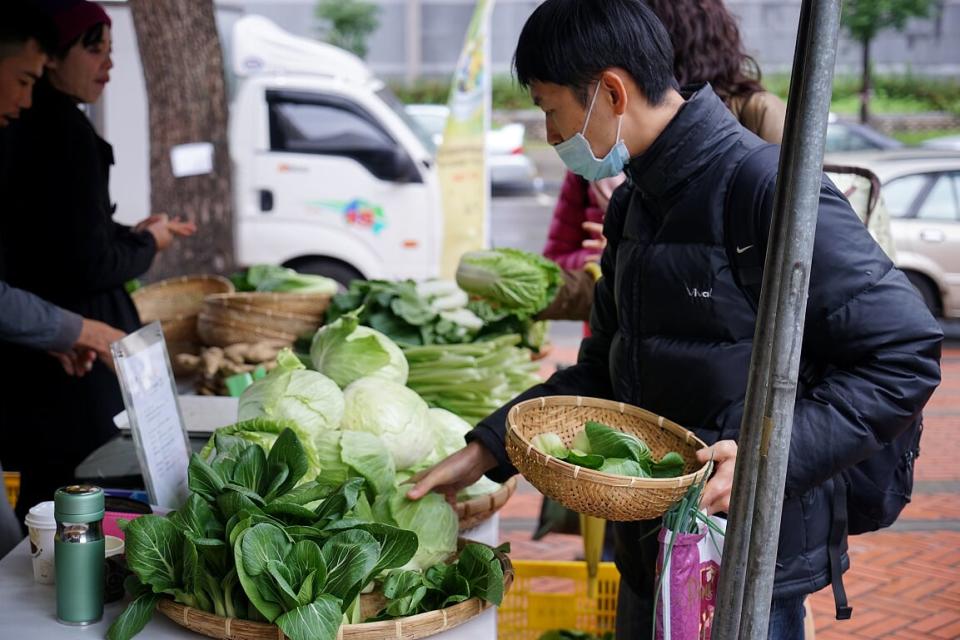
[{"x1": 54, "y1": 485, "x2": 105, "y2": 523}]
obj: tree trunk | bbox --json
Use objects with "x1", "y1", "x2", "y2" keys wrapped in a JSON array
[
  {"x1": 860, "y1": 37, "x2": 871, "y2": 125},
  {"x1": 129, "y1": 0, "x2": 234, "y2": 280}
]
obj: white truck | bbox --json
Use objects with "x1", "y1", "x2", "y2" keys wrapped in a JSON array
[{"x1": 101, "y1": 6, "x2": 444, "y2": 284}]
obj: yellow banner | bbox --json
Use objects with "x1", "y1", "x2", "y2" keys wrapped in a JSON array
[{"x1": 437, "y1": 0, "x2": 494, "y2": 278}]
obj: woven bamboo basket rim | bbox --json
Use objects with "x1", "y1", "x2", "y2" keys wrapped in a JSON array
[
  {"x1": 507, "y1": 395, "x2": 709, "y2": 489},
  {"x1": 132, "y1": 274, "x2": 234, "y2": 322},
  {"x1": 456, "y1": 476, "x2": 517, "y2": 531},
  {"x1": 156, "y1": 540, "x2": 513, "y2": 640},
  {"x1": 204, "y1": 295, "x2": 323, "y2": 322},
  {"x1": 197, "y1": 313, "x2": 297, "y2": 338}
]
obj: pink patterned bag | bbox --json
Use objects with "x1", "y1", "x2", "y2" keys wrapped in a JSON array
[{"x1": 654, "y1": 516, "x2": 726, "y2": 640}]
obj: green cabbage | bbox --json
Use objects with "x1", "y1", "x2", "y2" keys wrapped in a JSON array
[
  {"x1": 340, "y1": 377, "x2": 433, "y2": 470},
  {"x1": 384, "y1": 485, "x2": 458, "y2": 571},
  {"x1": 310, "y1": 312, "x2": 409, "y2": 388},
  {"x1": 455, "y1": 248, "x2": 563, "y2": 317},
  {"x1": 238, "y1": 350, "x2": 344, "y2": 438},
  {"x1": 425, "y1": 408, "x2": 471, "y2": 464}
]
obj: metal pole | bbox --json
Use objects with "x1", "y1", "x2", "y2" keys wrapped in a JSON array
[
  {"x1": 406, "y1": 0, "x2": 422, "y2": 84},
  {"x1": 711, "y1": 0, "x2": 842, "y2": 637}
]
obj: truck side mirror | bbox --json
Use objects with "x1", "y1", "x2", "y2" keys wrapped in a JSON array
[{"x1": 380, "y1": 146, "x2": 419, "y2": 184}]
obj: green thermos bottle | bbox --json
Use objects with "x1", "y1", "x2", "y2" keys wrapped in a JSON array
[{"x1": 54, "y1": 485, "x2": 105, "y2": 625}]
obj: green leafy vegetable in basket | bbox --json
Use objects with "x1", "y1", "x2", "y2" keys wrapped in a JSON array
[
  {"x1": 108, "y1": 426, "x2": 504, "y2": 640},
  {"x1": 529, "y1": 421, "x2": 685, "y2": 479},
  {"x1": 231, "y1": 264, "x2": 339, "y2": 295}
]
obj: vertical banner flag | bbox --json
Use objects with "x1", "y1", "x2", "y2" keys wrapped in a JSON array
[{"x1": 437, "y1": 0, "x2": 495, "y2": 278}]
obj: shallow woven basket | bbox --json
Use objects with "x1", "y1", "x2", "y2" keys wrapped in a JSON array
[
  {"x1": 132, "y1": 275, "x2": 234, "y2": 344},
  {"x1": 203, "y1": 295, "x2": 322, "y2": 337},
  {"x1": 156, "y1": 540, "x2": 513, "y2": 640},
  {"x1": 196, "y1": 313, "x2": 297, "y2": 348},
  {"x1": 220, "y1": 292, "x2": 331, "y2": 319},
  {"x1": 456, "y1": 476, "x2": 518, "y2": 531},
  {"x1": 506, "y1": 396, "x2": 709, "y2": 522}
]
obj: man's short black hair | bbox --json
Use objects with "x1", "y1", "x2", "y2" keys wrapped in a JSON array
[
  {"x1": 0, "y1": 4, "x2": 58, "y2": 59},
  {"x1": 513, "y1": 0, "x2": 678, "y2": 106}
]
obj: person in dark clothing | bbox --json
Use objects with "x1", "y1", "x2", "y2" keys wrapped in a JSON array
[
  {"x1": 408, "y1": 1, "x2": 943, "y2": 638},
  {"x1": 0, "y1": 0, "x2": 195, "y2": 525}
]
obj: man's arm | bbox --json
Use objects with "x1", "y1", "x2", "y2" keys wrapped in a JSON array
[
  {"x1": 0, "y1": 280, "x2": 82, "y2": 352},
  {"x1": 760, "y1": 180, "x2": 943, "y2": 496}
]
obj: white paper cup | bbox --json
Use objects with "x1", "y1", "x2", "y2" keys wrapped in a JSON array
[{"x1": 24, "y1": 501, "x2": 56, "y2": 584}]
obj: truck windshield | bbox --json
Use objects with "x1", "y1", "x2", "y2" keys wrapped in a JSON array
[{"x1": 377, "y1": 87, "x2": 437, "y2": 156}]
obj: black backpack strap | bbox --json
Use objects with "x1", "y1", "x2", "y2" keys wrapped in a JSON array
[
  {"x1": 722, "y1": 143, "x2": 780, "y2": 311},
  {"x1": 830, "y1": 478, "x2": 853, "y2": 620}
]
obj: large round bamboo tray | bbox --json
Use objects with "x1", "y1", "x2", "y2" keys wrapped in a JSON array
[
  {"x1": 156, "y1": 540, "x2": 513, "y2": 640},
  {"x1": 202, "y1": 295, "x2": 322, "y2": 337},
  {"x1": 456, "y1": 476, "x2": 518, "y2": 531},
  {"x1": 218, "y1": 292, "x2": 331, "y2": 319},
  {"x1": 506, "y1": 396, "x2": 709, "y2": 522},
  {"x1": 132, "y1": 275, "x2": 234, "y2": 344},
  {"x1": 197, "y1": 313, "x2": 297, "y2": 348}
]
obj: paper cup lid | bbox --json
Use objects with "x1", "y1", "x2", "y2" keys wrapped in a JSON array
[
  {"x1": 104, "y1": 535, "x2": 125, "y2": 558},
  {"x1": 24, "y1": 501, "x2": 55, "y2": 528}
]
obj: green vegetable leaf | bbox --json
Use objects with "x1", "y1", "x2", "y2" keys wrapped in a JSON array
[
  {"x1": 234, "y1": 527, "x2": 284, "y2": 622},
  {"x1": 340, "y1": 431, "x2": 396, "y2": 497},
  {"x1": 240, "y1": 523, "x2": 292, "y2": 577},
  {"x1": 651, "y1": 452, "x2": 686, "y2": 478},
  {"x1": 359, "y1": 522, "x2": 419, "y2": 576},
  {"x1": 266, "y1": 559, "x2": 301, "y2": 611},
  {"x1": 233, "y1": 443, "x2": 267, "y2": 495},
  {"x1": 389, "y1": 487, "x2": 458, "y2": 570},
  {"x1": 275, "y1": 596, "x2": 343, "y2": 640},
  {"x1": 598, "y1": 457, "x2": 647, "y2": 477},
  {"x1": 314, "y1": 478, "x2": 366, "y2": 524},
  {"x1": 310, "y1": 312, "x2": 407, "y2": 387},
  {"x1": 188, "y1": 454, "x2": 225, "y2": 503},
  {"x1": 124, "y1": 516, "x2": 183, "y2": 592},
  {"x1": 265, "y1": 428, "x2": 310, "y2": 499},
  {"x1": 531, "y1": 432, "x2": 569, "y2": 459},
  {"x1": 106, "y1": 592, "x2": 162, "y2": 640},
  {"x1": 263, "y1": 501, "x2": 320, "y2": 524},
  {"x1": 383, "y1": 570, "x2": 424, "y2": 599},
  {"x1": 286, "y1": 540, "x2": 327, "y2": 591},
  {"x1": 320, "y1": 529, "x2": 380, "y2": 604},
  {"x1": 457, "y1": 543, "x2": 505, "y2": 605},
  {"x1": 585, "y1": 421, "x2": 651, "y2": 464},
  {"x1": 565, "y1": 449, "x2": 605, "y2": 470}
]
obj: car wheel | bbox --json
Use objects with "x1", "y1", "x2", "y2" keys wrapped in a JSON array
[
  {"x1": 285, "y1": 257, "x2": 363, "y2": 291},
  {"x1": 904, "y1": 271, "x2": 942, "y2": 317}
]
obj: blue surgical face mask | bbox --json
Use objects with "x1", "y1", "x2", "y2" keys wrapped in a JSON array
[{"x1": 555, "y1": 80, "x2": 630, "y2": 181}]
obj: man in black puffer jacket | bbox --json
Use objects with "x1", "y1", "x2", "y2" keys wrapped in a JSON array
[{"x1": 409, "y1": 1, "x2": 943, "y2": 637}]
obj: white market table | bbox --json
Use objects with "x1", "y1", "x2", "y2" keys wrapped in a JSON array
[{"x1": 0, "y1": 536, "x2": 498, "y2": 639}]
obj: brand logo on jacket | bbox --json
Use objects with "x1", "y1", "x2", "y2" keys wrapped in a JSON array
[{"x1": 685, "y1": 285, "x2": 713, "y2": 299}]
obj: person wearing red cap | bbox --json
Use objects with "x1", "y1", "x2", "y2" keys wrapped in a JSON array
[{"x1": 0, "y1": 0, "x2": 196, "y2": 523}]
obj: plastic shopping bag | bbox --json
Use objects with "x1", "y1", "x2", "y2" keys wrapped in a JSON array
[{"x1": 654, "y1": 515, "x2": 726, "y2": 640}]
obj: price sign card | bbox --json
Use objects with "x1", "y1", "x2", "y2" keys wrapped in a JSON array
[{"x1": 111, "y1": 322, "x2": 191, "y2": 508}]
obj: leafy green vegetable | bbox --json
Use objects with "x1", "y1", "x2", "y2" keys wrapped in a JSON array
[
  {"x1": 310, "y1": 311, "x2": 409, "y2": 387},
  {"x1": 456, "y1": 248, "x2": 563, "y2": 317},
  {"x1": 584, "y1": 421, "x2": 651, "y2": 464},
  {"x1": 340, "y1": 377, "x2": 433, "y2": 470},
  {"x1": 232, "y1": 264, "x2": 338, "y2": 295},
  {"x1": 599, "y1": 458, "x2": 647, "y2": 477},
  {"x1": 238, "y1": 350, "x2": 344, "y2": 438},
  {"x1": 326, "y1": 279, "x2": 480, "y2": 347},
  {"x1": 651, "y1": 451, "x2": 686, "y2": 478},
  {"x1": 403, "y1": 335, "x2": 541, "y2": 426},
  {"x1": 339, "y1": 431, "x2": 397, "y2": 496},
  {"x1": 384, "y1": 486, "x2": 458, "y2": 571},
  {"x1": 531, "y1": 432, "x2": 569, "y2": 459}
]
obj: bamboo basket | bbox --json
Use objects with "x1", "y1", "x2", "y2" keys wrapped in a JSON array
[
  {"x1": 156, "y1": 540, "x2": 513, "y2": 640},
  {"x1": 506, "y1": 396, "x2": 709, "y2": 521},
  {"x1": 456, "y1": 476, "x2": 518, "y2": 531},
  {"x1": 132, "y1": 275, "x2": 234, "y2": 345},
  {"x1": 196, "y1": 313, "x2": 297, "y2": 348},
  {"x1": 217, "y1": 292, "x2": 331, "y2": 319},
  {"x1": 202, "y1": 295, "x2": 322, "y2": 337}
]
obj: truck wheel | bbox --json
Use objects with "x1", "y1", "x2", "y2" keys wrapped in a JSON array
[
  {"x1": 285, "y1": 258, "x2": 364, "y2": 290},
  {"x1": 904, "y1": 271, "x2": 942, "y2": 317}
]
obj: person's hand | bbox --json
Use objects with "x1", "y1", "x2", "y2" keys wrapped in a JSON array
[
  {"x1": 75, "y1": 318, "x2": 126, "y2": 370},
  {"x1": 406, "y1": 441, "x2": 498, "y2": 506},
  {"x1": 134, "y1": 213, "x2": 166, "y2": 233},
  {"x1": 582, "y1": 221, "x2": 607, "y2": 262},
  {"x1": 697, "y1": 440, "x2": 738, "y2": 515},
  {"x1": 168, "y1": 216, "x2": 197, "y2": 238},
  {"x1": 49, "y1": 349, "x2": 96, "y2": 377}
]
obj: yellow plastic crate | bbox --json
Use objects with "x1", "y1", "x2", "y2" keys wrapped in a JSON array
[
  {"x1": 4, "y1": 471, "x2": 20, "y2": 509},
  {"x1": 499, "y1": 560, "x2": 620, "y2": 639}
]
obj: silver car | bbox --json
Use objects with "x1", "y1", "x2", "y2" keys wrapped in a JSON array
[{"x1": 826, "y1": 150, "x2": 960, "y2": 318}]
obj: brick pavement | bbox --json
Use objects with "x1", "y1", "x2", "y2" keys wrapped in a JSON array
[{"x1": 498, "y1": 344, "x2": 960, "y2": 638}]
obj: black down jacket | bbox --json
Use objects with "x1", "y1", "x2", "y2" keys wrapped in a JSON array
[{"x1": 468, "y1": 85, "x2": 942, "y2": 601}]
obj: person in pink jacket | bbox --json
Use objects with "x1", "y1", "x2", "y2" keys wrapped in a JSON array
[{"x1": 543, "y1": 171, "x2": 625, "y2": 271}]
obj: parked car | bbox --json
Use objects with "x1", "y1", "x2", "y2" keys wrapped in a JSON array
[
  {"x1": 404, "y1": 104, "x2": 540, "y2": 190},
  {"x1": 921, "y1": 134, "x2": 960, "y2": 151},
  {"x1": 825, "y1": 149, "x2": 960, "y2": 317},
  {"x1": 825, "y1": 113, "x2": 903, "y2": 153}
]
